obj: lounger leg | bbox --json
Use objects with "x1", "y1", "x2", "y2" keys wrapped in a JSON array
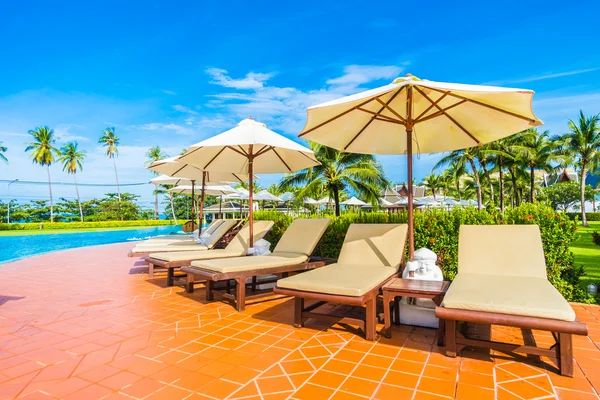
[
  {"x1": 437, "y1": 318, "x2": 445, "y2": 347},
  {"x1": 235, "y1": 278, "x2": 246, "y2": 312},
  {"x1": 558, "y1": 333, "x2": 574, "y2": 377},
  {"x1": 185, "y1": 273, "x2": 195, "y2": 293},
  {"x1": 167, "y1": 268, "x2": 174, "y2": 287},
  {"x1": 445, "y1": 319, "x2": 457, "y2": 357},
  {"x1": 251, "y1": 276, "x2": 257, "y2": 292},
  {"x1": 383, "y1": 292, "x2": 392, "y2": 338},
  {"x1": 294, "y1": 298, "x2": 304, "y2": 328},
  {"x1": 205, "y1": 280, "x2": 214, "y2": 300},
  {"x1": 393, "y1": 297, "x2": 400, "y2": 325},
  {"x1": 148, "y1": 263, "x2": 154, "y2": 278},
  {"x1": 365, "y1": 298, "x2": 376, "y2": 341}
]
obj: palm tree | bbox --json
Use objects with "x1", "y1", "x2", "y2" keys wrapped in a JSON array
[
  {"x1": 99, "y1": 127, "x2": 122, "y2": 201},
  {"x1": 519, "y1": 129, "x2": 567, "y2": 203},
  {"x1": 488, "y1": 137, "x2": 517, "y2": 212},
  {"x1": 59, "y1": 142, "x2": 86, "y2": 222},
  {"x1": 0, "y1": 141, "x2": 7, "y2": 163},
  {"x1": 278, "y1": 142, "x2": 387, "y2": 216},
  {"x1": 435, "y1": 148, "x2": 483, "y2": 210},
  {"x1": 446, "y1": 160, "x2": 467, "y2": 200},
  {"x1": 25, "y1": 126, "x2": 60, "y2": 222},
  {"x1": 556, "y1": 111, "x2": 600, "y2": 226},
  {"x1": 146, "y1": 146, "x2": 168, "y2": 219},
  {"x1": 421, "y1": 173, "x2": 444, "y2": 201}
]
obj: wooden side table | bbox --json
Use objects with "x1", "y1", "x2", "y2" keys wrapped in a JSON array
[{"x1": 382, "y1": 278, "x2": 449, "y2": 345}]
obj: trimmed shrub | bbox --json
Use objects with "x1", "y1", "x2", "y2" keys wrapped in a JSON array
[
  {"x1": 254, "y1": 203, "x2": 591, "y2": 303},
  {"x1": 566, "y1": 212, "x2": 600, "y2": 221},
  {"x1": 0, "y1": 220, "x2": 176, "y2": 231},
  {"x1": 592, "y1": 231, "x2": 600, "y2": 246}
]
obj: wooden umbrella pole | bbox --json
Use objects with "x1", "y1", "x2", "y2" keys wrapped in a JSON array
[
  {"x1": 191, "y1": 179, "x2": 196, "y2": 228},
  {"x1": 248, "y1": 145, "x2": 254, "y2": 249},
  {"x1": 199, "y1": 172, "x2": 206, "y2": 233},
  {"x1": 219, "y1": 195, "x2": 222, "y2": 219},
  {"x1": 406, "y1": 84, "x2": 415, "y2": 260}
]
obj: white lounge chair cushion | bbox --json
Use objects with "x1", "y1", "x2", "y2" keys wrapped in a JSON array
[
  {"x1": 131, "y1": 243, "x2": 209, "y2": 254},
  {"x1": 273, "y1": 219, "x2": 331, "y2": 256},
  {"x1": 441, "y1": 273, "x2": 576, "y2": 322},
  {"x1": 148, "y1": 249, "x2": 245, "y2": 262},
  {"x1": 190, "y1": 252, "x2": 307, "y2": 274},
  {"x1": 277, "y1": 263, "x2": 397, "y2": 297}
]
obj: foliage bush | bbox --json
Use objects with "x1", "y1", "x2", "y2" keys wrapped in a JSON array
[
  {"x1": 566, "y1": 212, "x2": 600, "y2": 222},
  {"x1": 592, "y1": 231, "x2": 600, "y2": 246},
  {"x1": 0, "y1": 220, "x2": 175, "y2": 231},
  {"x1": 254, "y1": 203, "x2": 592, "y2": 303}
]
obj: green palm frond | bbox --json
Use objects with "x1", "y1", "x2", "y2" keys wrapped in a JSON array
[
  {"x1": 25, "y1": 126, "x2": 60, "y2": 166},
  {"x1": 99, "y1": 127, "x2": 120, "y2": 158},
  {"x1": 59, "y1": 142, "x2": 86, "y2": 174}
]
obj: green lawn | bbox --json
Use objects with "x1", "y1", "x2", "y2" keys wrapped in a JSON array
[
  {"x1": 0, "y1": 226, "x2": 170, "y2": 237},
  {"x1": 571, "y1": 221, "x2": 600, "y2": 286}
]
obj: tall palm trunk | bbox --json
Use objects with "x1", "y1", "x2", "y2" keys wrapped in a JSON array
[
  {"x1": 529, "y1": 165, "x2": 536, "y2": 203},
  {"x1": 509, "y1": 167, "x2": 520, "y2": 206},
  {"x1": 455, "y1": 180, "x2": 461, "y2": 201},
  {"x1": 74, "y1": 173, "x2": 83, "y2": 222},
  {"x1": 480, "y1": 160, "x2": 494, "y2": 204},
  {"x1": 47, "y1": 165, "x2": 54, "y2": 222},
  {"x1": 154, "y1": 184, "x2": 159, "y2": 220},
  {"x1": 581, "y1": 164, "x2": 588, "y2": 226},
  {"x1": 468, "y1": 159, "x2": 482, "y2": 210},
  {"x1": 498, "y1": 156, "x2": 505, "y2": 212},
  {"x1": 332, "y1": 187, "x2": 340, "y2": 216},
  {"x1": 169, "y1": 192, "x2": 177, "y2": 223},
  {"x1": 112, "y1": 158, "x2": 121, "y2": 201}
]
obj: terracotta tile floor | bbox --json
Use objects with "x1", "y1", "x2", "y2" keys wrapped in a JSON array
[{"x1": 1, "y1": 242, "x2": 600, "y2": 399}]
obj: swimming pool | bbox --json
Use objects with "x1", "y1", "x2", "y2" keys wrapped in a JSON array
[{"x1": 0, "y1": 225, "x2": 184, "y2": 264}]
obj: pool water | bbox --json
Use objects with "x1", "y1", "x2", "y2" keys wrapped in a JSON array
[{"x1": 0, "y1": 225, "x2": 184, "y2": 264}]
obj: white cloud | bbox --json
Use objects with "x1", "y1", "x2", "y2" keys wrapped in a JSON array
[
  {"x1": 134, "y1": 122, "x2": 195, "y2": 136},
  {"x1": 172, "y1": 104, "x2": 199, "y2": 115},
  {"x1": 206, "y1": 68, "x2": 275, "y2": 90},
  {"x1": 162, "y1": 89, "x2": 177, "y2": 95},
  {"x1": 54, "y1": 124, "x2": 90, "y2": 143},
  {"x1": 484, "y1": 68, "x2": 600, "y2": 86}
]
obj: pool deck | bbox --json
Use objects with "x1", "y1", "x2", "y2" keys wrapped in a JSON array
[{"x1": 1, "y1": 243, "x2": 599, "y2": 400}]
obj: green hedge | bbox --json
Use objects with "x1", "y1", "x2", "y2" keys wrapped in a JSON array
[
  {"x1": 254, "y1": 203, "x2": 591, "y2": 303},
  {"x1": 567, "y1": 212, "x2": 600, "y2": 221},
  {"x1": 0, "y1": 220, "x2": 176, "y2": 231}
]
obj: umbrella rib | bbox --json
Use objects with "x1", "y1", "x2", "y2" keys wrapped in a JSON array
[
  {"x1": 271, "y1": 148, "x2": 292, "y2": 172},
  {"x1": 343, "y1": 88, "x2": 404, "y2": 151},
  {"x1": 204, "y1": 147, "x2": 227, "y2": 169},
  {"x1": 414, "y1": 86, "x2": 480, "y2": 144},
  {"x1": 356, "y1": 107, "x2": 404, "y2": 124},
  {"x1": 226, "y1": 146, "x2": 247, "y2": 157},
  {"x1": 415, "y1": 100, "x2": 468, "y2": 124},
  {"x1": 426, "y1": 86, "x2": 538, "y2": 123},
  {"x1": 231, "y1": 173, "x2": 245, "y2": 183},
  {"x1": 374, "y1": 96, "x2": 407, "y2": 123},
  {"x1": 414, "y1": 91, "x2": 450, "y2": 121},
  {"x1": 254, "y1": 145, "x2": 273, "y2": 158},
  {"x1": 179, "y1": 146, "x2": 201, "y2": 161},
  {"x1": 298, "y1": 95, "x2": 381, "y2": 137}
]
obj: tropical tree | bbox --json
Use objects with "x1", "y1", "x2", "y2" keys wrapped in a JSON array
[
  {"x1": 146, "y1": 146, "x2": 168, "y2": 219},
  {"x1": 555, "y1": 111, "x2": 600, "y2": 226},
  {"x1": 59, "y1": 142, "x2": 86, "y2": 221},
  {"x1": 421, "y1": 173, "x2": 444, "y2": 201},
  {"x1": 435, "y1": 147, "x2": 483, "y2": 210},
  {"x1": 25, "y1": 126, "x2": 60, "y2": 222},
  {"x1": 517, "y1": 129, "x2": 567, "y2": 202},
  {"x1": 278, "y1": 142, "x2": 388, "y2": 216},
  {"x1": 446, "y1": 160, "x2": 467, "y2": 200},
  {"x1": 99, "y1": 127, "x2": 122, "y2": 201},
  {"x1": 0, "y1": 141, "x2": 7, "y2": 163}
]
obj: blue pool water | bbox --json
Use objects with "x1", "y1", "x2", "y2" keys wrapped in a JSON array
[{"x1": 0, "y1": 225, "x2": 184, "y2": 264}]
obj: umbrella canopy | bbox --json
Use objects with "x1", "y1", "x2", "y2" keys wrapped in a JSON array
[
  {"x1": 341, "y1": 196, "x2": 366, "y2": 206},
  {"x1": 317, "y1": 196, "x2": 334, "y2": 205},
  {"x1": 460, "y1": 199, "x2": 478, "y2": 207},
  {"x1": 150, "y1": 174, "x2": 192, "y2": 186},
  {"x1": 169, "y1": 185, "x2": 239, "y2": 196},
  {"x1": 299, "y1": 74, "x2": 542, "y2": 259},
  {"x1": 394, "y1": 197, "x2": 409, "y2": 206},
  {"x1": 178, "y1": 118, "x2": 319, "y2": 247},
  {"x1": 303, "y1": 197, "x2": 319, "y2": 205},
  {"x1": 280, "y1": 192, "x2": 296, "y2": 202},
  {"x1": 443, "y1": 198, "x2": 460, "y2": 206},
  {"x1": 148, "y1": 156, "x2": 248, "y2": 183},
  {"x1": 255, "y1": 190, "x2": 282, "y2": 202}
]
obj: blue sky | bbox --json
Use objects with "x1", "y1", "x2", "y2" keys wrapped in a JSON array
[{"x1": 1, "y1": 0, "x2": 600, "y2": 208}]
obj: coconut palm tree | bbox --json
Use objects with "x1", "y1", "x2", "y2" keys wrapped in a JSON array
[
  {"x1": 519, "y1": 129, "x2": 567, "y2": 203},
  {"x1": 278, "y1": 142, "x2": 388, "y2": 216},
  {"x1": 59, "y1": 142, "x2": 86, "y2": 222},
  {"x1": 421, "y1": 173, "x2": 444, "y2": 201},
  {"x1": 0, "y1": 141, "x2": 7, "y2": 163},
  {"x1": 146, "y1": 146, "x2": 168, "y2": 219},
  {"x1": 25, "y1": 126, "x2": 60, "y2": 222},
  {"x1": 99, "y1": 127, "x2": 122, "y2": 201},
  {"x1": 435, "y1": 148, "x2": 483, "y2": 210},
  {"x1": 556, "y1": 111, "x2": 600, "y2": 226},
  {"x1": 446, "y1": 160, "x2": 467, "y2": 201}
]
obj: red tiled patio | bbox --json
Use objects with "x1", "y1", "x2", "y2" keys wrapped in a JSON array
[{"x1": 1, "y1": 242, "x2": 599, "y2": 400}]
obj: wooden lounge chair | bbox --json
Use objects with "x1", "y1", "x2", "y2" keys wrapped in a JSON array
[
  {"x1": 141, "y1": 219, "x2": 225, "y2": 245},
  {"x1": 127, "y1": 220, "x2": 237, "y2": 258},
  {"x1": 143, "y1": 220, "x2": 274, "y2": 285},
  {"x1": 435, "y1": 225, "x2": 588, "y2": 377},
  {"x1": 274, "y1": 224, "x2": 408, "y2": 341},
  {"x1": 181, "y1": 218, "x2": 332, "y2": 311}
]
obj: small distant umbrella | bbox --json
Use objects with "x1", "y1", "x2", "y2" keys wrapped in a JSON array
[
  {"x1": 303, "y1": 197, "x2": 319, "y2": 205},
  {"x1": 150, "y1": 174, "x2": 193, "y2": 186},
  {"x1": 169, "y1": 185, "x2": 239, "y2": 196},
  {"x1": 460, "y1": 199, "x2": 478, "y2": 207},
  {"x1": 341, "y1": 196, "x2": 367, "y2": 206},
  {"x1": 280, "y1": 192, "x2": 295, "y2": 201},
  {"x1": 443, "y1": 198, "x2": 460, "y2": 206}
]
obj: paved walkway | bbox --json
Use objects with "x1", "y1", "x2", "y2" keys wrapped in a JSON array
[{"x1": 0, "y1": 243, "x2": 599, "y2": 399}]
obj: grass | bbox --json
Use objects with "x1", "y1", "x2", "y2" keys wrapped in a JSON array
[
  {"x1": 571, "y1": 221, "x2": 600, "y2": 286},
  {"x1": 0, "y1": 225, "x2": 176, "y2": 236}
]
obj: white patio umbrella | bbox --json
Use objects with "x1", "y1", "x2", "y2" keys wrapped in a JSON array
[
  {"x1": 341, "y1": 196, "x2": 367, "y2": 206},
  {"x1": 443, "y1": 198, "x2": 460, "y2": 206},
  {"x1": 298, "y1": 74, "x2": 542, "y2": 259},
  {"x1": 460, "y1": 199, "x2": 478, "y2": 207},
  {"x1": 303, "y1": 197, "x2": 318, "y2": 205},
  {"x1": 150, "y1": 174, "x2": 192, "y2": 186},
  {"x1": 169, "y1": 184, "x2": 239, "y2": 196},
  {"x1": 149, "y1": 157, "x2": 250, "y2": 225},
  {"x1": 178, "y1": 118, "x2": 319, "y2": 247}
]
